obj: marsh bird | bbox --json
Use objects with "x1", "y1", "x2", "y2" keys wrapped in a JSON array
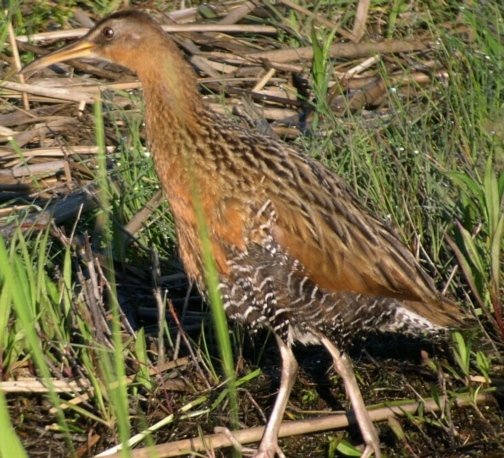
[{"x1": 22, "y1": 11, "x2": 463, "y2": 458}]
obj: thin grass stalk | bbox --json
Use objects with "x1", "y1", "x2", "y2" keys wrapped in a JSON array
[
  {"x1": 0, "y1": 235, "x2": 28, "y2": 458},
  {"x1": 187, "y1": 166, "x2": 240, "y2": 439},
  {"x1": 0, "y1": 387, "x2": 27, "y2": 458},
  {"x1": 0, "y1": 232, "x2": 74, "y2": 455},
  {"x1": 94, "y1": 99, "x2": 132, "y2": 454}
]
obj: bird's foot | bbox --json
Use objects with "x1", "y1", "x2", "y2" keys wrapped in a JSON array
[
  {"x1": 214, "y1": 427, "x2": 285, "y2": 457},
  {"x1": 253, "y1": 441, "x2": 286, "y2": 458},
  {"x1": 214, "y1": 427, "x2": 255, "y2": 456},
  {"x1": 359, "y1": 435, "x2": 381, "y2": 458},
  {"x1": 356, "y1": 411, "x2": 381, "y2": 458}
]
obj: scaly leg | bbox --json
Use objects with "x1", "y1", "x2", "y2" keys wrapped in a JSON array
[
  {"x1": 255, "y1": 335, "x2": 298, "y2": 458},
  {"x1": 320, "y1": 336, "x2": 381, "y2": 458}
]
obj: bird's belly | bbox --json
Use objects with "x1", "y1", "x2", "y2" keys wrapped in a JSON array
[{"x1": 288, "y1": 325, "x2": 321, "y2": 346}]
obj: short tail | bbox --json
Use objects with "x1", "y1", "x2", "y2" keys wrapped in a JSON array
[{"x1": 379, "y1": 297, "x2": 468, "y2": 336}]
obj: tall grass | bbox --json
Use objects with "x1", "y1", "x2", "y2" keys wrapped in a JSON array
[{"x1": 0, "y1": 230, "x2": 75, "y2": 454}]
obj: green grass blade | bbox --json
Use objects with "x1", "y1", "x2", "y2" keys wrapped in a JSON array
[
  {"x1": 94, "y1": 99, "x2": 132, "y2": 455},
  {"x1": 0, "y1": 233, "x2": 75, "y2": 454},
  {"x1": 0, "y1": 389, "x2": 27, "y2": 458}
]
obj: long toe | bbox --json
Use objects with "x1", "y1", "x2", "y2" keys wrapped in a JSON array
[
  {"x1": 254, "y1": 443, "x2": 286, "y2": 458},
  {"x1": 360, "y1": 440, "x2": 381, "y2": 458},
  {"x1": 358, "y1": 414, "x2": 381, "y2": 458}
]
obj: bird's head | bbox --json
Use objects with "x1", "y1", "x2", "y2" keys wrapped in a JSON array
[
  {"x1": 21, "y1": 10, "x2": 206, "y2": 151},
  {"x1": 21, "y1": 11, "x2": 174, "y2": 77}
]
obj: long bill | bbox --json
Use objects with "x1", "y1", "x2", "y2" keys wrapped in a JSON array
[{"x1": 20, "y1": 40, "x2": 97, "y2": 74}]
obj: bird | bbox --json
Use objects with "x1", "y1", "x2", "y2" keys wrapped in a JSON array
[{"x1": 21, "y1": 10, "x2": 463, "y2": 458}]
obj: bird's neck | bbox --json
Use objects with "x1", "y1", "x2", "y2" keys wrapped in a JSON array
[
  {"x1": 139, "y1": 59, "x2": 225, "y2": 282},
  {"x1": 137, "y1": 44, "x2": 204, "y2": 160},
  {"x1": 138, "y1": 52, "x2": 216, "y2": 218},
  {"x1": 139, "y1": 51, "x2": 202, "y2": 127}
]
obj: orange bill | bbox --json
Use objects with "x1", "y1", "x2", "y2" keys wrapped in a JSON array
[{"x1": 20, "y1": 40, "x2": 96, "y2": 73}]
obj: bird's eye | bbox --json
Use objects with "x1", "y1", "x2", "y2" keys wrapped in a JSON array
[{"x1": 102, "y1": 27, "x2": 114, "y2": 39}]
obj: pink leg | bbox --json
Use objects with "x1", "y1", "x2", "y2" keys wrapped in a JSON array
[
  {"x1": 255, "y1": 335, "x2": 298, "y2": 458},
  {"x1": 320, "y1": 336, "x2": 381, "y2": 458}
]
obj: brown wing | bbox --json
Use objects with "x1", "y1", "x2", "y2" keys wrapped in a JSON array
[
  {"x1": 265, "y1": 150, "x2": 462, "y2": 326},
  {"x1": 187, "y1": 113, "x2": 462, "y2": 327}
]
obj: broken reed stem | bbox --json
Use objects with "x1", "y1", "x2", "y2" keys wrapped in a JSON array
[{"x1": 101, "y1": 392, "x2": 494, "y2": 458}]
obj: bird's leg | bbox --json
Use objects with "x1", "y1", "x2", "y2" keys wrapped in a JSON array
[
  {"x1": 255, "y1": 335, "x2": 298, "y2": 458},
  {"x1": 320, "y1": 336, "x2": 381, "y2": 458}
]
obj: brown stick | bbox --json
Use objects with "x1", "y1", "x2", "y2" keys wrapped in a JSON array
[
  {"x1": 0, "y1": 81, "x2": 95, "y2": 103},
  {"x1": 6, "y1": 17, "x2": 29, "y2": 110},
  {"x1": 218, "y1": 1, "x2": 256, "y2": 25},
  {"x1": 99, "y1": 392, "x2": 494, "y2": 458},
  {"x1": 352, "y1": 0, "x2": 371, "y2": 42},
  {"x1": 246, "y1": 39, "x2": 429, "y2": 63},
  {"x1": 14, "y1": 24, "x2": 278, "y2": 44},
  {"x1": 276, "y1": 0, "x2": 355, "y2": 41}
]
